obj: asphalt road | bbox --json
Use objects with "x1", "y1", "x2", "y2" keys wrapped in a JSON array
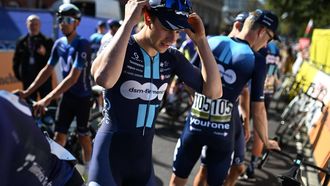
[
  {"x1": 152, "y1": 103, "x2": 321, "y2": 186},
  {"x1": 75, "y1": 101, "x2": 321, "y2": 185}
]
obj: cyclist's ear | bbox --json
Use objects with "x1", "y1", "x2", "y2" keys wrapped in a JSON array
[{"x1": 144, "y1": 10, "x2": 152, "y2": 28}]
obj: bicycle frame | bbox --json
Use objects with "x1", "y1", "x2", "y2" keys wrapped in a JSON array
[{"x1": 259, "y1": 149, "x2": 330, "y2": 186}]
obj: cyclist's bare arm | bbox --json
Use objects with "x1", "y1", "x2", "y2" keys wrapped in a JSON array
[
  {"x1": 186, "y1": 13, "x2": 222, "y2": 99},
  {"x1": 91, "y1": 0, "x2": 148, "y2": 89},
  {"x1": 33, "y1": 67, "x2": 81, "y2": 115},
  {"x1": 13, "y1": 64, "x2": 53, "y2": 98},
  {"x1": 251, "y1": 101, "x2": 280, "y2": 150},
  {"x1": 240, "y1": 86, "x2": 251, "y2": 142}
]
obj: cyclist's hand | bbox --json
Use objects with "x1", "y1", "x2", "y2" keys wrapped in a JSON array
[
  {"x1": 185, "y1": 13, "x2": 205, "y2": 42},
  {"x1": 12, "y1": 89, "x2": 27, "y2": 99},
  {"x1": 265, "y1": 139, "x2": 281, "y2": 151},
  {"x1": 124, "y1": 0, "x2": 148, "y2": 26},
  {"x1": 33, "y1": 98, "x2": 50, "y2": 116},
  {"x1": 37, "y1": 45, "x2": 46, "y2": 56},
  {"x1": 244, "y1": 126, "x2": 251, "y2": 143}
]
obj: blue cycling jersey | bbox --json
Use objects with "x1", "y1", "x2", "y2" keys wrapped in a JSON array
[
  {"x1": 89, "y1": 32, "x2": 104, "y2": 59},
  {"x1": 260, "y1": 41, "x2": 280, "y2": 76},
  {"x1": 189, "y1": 36, "x2": 266, "y2": 135},
  {"x1": 173, "y1": 36, "x2": 267, "y2": 186},
  {"x1": 89, "y1": 36, "x2": 205, "y2": 185},
  {"x1": 48, "y1": 35, "x2": 92, "y2": 97},
  {"x1": 102, "y1": 36, "x2": 203, "y2": 134}
]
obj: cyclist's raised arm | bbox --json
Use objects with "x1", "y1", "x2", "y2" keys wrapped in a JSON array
[
  {"x1": 185, "y1": 13, "x2": 222, "y2": 99},
  {"x1": 92, "y1": 0, "x2": 148, "y2": 89}
]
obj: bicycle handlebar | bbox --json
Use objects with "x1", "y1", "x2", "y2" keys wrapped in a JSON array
[{"x1": 258, "y1": 149, "x2": 330, "y2": 186}]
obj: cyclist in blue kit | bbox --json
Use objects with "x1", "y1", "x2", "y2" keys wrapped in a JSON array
[
  {"x1": 170, "y1": 9, "x2": 281, "y2": 186},
  {"x1": 245, "y1": 40, "x2": 281, "y2": 179},
  {"x1": 14, "y1": 3, "x2": 93, "y2": 174},
  {"x1": 88, "y1": 0, "x2": 222, "y2": 185},
  {"x1": 0, "y1": 90, "x2": 84, "y2": 186}
]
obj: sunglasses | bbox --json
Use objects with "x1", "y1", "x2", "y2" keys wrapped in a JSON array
[
  {"x1": 265, "y1": 29, "x2": 274, "y2": 42},
  {"x1": 150, "y1": 0, "x2": 193, "y2": 14},
  {"x1": 57, "y1": 16, "x2": 77, "y2": 24}
]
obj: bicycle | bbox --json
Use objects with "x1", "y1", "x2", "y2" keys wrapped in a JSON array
[
  {"x1": 25, "y1": 98, "x2": 57, "y2": 138},
  {"x1": 26, "y1": 90, "x2": 102, "y2": 165},
  {"x1": 274, "y1": 84, "x2": 327, "y2": 146},
  {"x1": 272, "y1": 75, "x2": 309, "y2": 111},
  {"x1": 258, "y1": 148, "x2": 330, "y2": 186},
  {"x1": 159, "y1": 77, "x2": 193, "y2": 124}
]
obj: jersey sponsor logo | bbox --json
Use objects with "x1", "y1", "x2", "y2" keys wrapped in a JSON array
[
  {"x1": 173, "y1": 138, "x2": 181, "y2": 162},
  {"x1": 17, "y1": 154, "x2": 52, "y2": 186},
  {"x1": 130, "y1": 52, "x2": 143, "y2": 63},
  {"x1": 160, "y1": 60, "x2": 170, "y2": 68},
  {"x1": 59, "y1": 56, "x2": 72, "y2": 72},
  {"x1": 190, "y1": 117, "x2": 230, "y2": 131},
  {"x1": 103, "y1": 98, "x2": 111, "y2": 124},
  {"x1": 58, "y1": 44, "x2": 66, "y2": 53},
  {"x1": 81, "y1": 51, "x2": 87, "y2": 60},
  {"x1": 120, "y1": 80, "x2": 168, "y2": 101},
  {"x1": 218, "y1": 64, "x2": 236, "y2": 84},
  {"x1": 234, "y1": 157, "x2": 242, "y2": 164},
  {"x1": 189, "y1": 125, "x2": 202, "y2": 132},
  {"x1": 265, "y1": 54, "x2": 280, "y2": 64},
  {"x1": 191, "y1": 92, "x2": 233, "y2": 123}
]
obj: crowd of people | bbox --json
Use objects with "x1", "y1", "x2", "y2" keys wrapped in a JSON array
[{"x1": 2, "y1": 0, "x2": 307, "y2": 185}]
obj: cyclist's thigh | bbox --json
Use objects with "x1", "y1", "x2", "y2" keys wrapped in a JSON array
[
  {"x1": 89, "y1": 122, "x2": 155, "y2": 186},
  {"x1": 111, "y1": 131, "x2": 155, "y2": 185},
  {"x1": 88, "y1": 122, "x2": 117, "y2": 185},
  {"x1": 232, "y1": 124, "x2": 245, "y2": 165},
  {"x1": 172, "y1": 126, "x2": 204, "y2": 178},
  {"x1": 205, "y1": 148, "x2": 233, "y2": 186},
  {"x1": 55, "y1": 95, "x2": 75, "y2": 133},
  {"x1": 74, "y1": 96, "x2": 92, "y2": 135}
]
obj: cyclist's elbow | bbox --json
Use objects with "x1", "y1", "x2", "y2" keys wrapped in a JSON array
[
  {"x1": 215, "y1": 87, "x2": 223, "y2": 98},
  {"x1": 94, "y1": 74, "x2": 113, "y2": 89},
  {"x1": 203, "y1": 88, "x2": 222, "y2": 99}
]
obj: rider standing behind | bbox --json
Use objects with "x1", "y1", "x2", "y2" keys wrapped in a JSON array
[
  {"x1": 170, "y1": 9, "x2": 281, "y2": 186},
  {"x1": 89, "y1": 0, "x2": 222, "y2": 185},
  {"x1": 14, "y1": 3, "x2": 93, "y2": 176},
  {"x1": 89, "y1": 21, "x2": 107, "y2": 61}
]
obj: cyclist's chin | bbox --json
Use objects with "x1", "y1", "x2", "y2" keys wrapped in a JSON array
[
  {"x1": 156, "y1": 45, "x2": 169, "y2": 53},
  {"x1": 61, "y1": 29, "x2": 70, "y2": 35}
]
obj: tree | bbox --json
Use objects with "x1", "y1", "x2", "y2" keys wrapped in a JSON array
[{"x1": 265, "y1": 0, "x2": 330, "y2": 40}]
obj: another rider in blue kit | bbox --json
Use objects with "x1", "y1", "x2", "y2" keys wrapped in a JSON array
[
  {"x1": 170, "y1": 9, "x2": 281, "y2": 186},
  {"x1": 88, "y1": 0, "x2": 222, "y2": 185},
  {"x1": 0, "y1": 90, "x2": 84, "y2": 186},
  {"x1": 14, "y1": 3, "x2": 93, "y2": 175}
]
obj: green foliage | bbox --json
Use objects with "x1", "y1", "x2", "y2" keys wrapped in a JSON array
[{"x1": 265, "y1": 0, "x2": 330, "y2": 40}]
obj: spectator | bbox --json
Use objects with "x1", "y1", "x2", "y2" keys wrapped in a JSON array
[
  {"x1": 13, "y1": 14, "x2": 54, "y2": 101},
  {"x1": 14, "y1": 4, "x2": 93, "y2": 177},
  {"x1": 281, "y1": 46, "x2": 295, "y2": 75}
]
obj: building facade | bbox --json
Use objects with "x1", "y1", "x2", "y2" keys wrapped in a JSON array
[{"x1": 191, "y1": 0, "x2": 223, "y2": 35}]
